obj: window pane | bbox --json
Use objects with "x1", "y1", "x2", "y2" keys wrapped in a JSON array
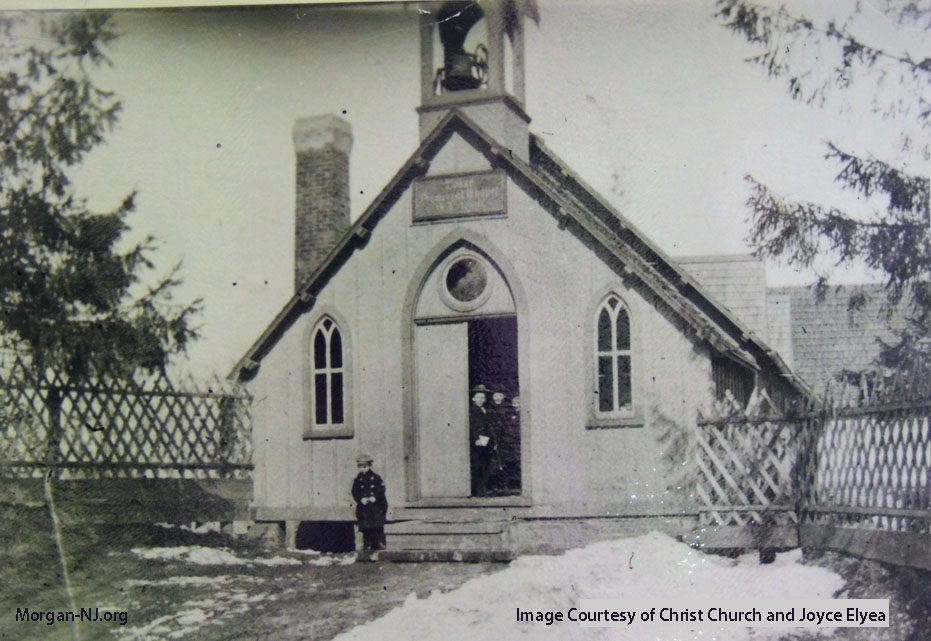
[
  {"x1": 314, "y1": 330, "x2": 327, "y2": 369},
  {"x1": 597, "y1": 308, "x2": 612, "y2": 351},
  {"x1": 616, "y1": 309, "x2": 630, "y2": 350},
  {"x1": 617, "y1": 355, "x2": 632, "y2": 409},
  {"x1": 315, "y1": 374, "x2": 328, "y2": 424},
  {"x1": 598, "y1": 356, "x2": 614, "y2": 412},
  {"x1": 331, "y1": 373, "x2": 344, "y2": 423},
  {"x1": 330, "y1": 329, "x2": 343, "y2": 368},
  {"x1": 446, "y1": 257, "x2": 488, "y2": 302}
]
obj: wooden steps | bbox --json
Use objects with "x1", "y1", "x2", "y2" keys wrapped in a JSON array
[
  {"x1": 385, "y1": 519, "x2": 510, "y2": 556},
  {"x1": 358, "y1": 511, "x2": 701, "y2": 562}
]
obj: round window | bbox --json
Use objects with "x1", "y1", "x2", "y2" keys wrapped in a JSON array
[
  {"x1": 437, "y1": 252, "x2": 494, "y2": 312},
  {"x1": 445, "y1": 257, "x2": 487, "y2": 302}
]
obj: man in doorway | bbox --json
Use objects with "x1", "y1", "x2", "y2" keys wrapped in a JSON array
[
  {"x1": 501, "y1": 394, "x2": 521, "y2": 491},
  {"x1": 490, "y1": 389, "x2": 507, "y2": 412},
  {"x1": 351, "y1": 454, "x2": 387, "y2": 550},
  {"x1": 486, "y1": 387, "x2": 509, "y2": 492},
  {"x1": 469, "y1": 384, "x2": 496, "y2": 497}
]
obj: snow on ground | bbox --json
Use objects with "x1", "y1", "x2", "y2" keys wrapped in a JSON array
[
  {"x1": 334, "y1": 532, "x2": 846, "y2": 641},
  {"x1": 307, "y1": 554, "x2": 357, "y2": 567},
  {"x1": 117, "y1": 587, "x2": 282, "y2": 640},
  {"x1": 123, "y1": 575, "x2": 263, "y2": 588},
  {"x1": 130, "y1": 545, "x2": 302, "y2": 566}
]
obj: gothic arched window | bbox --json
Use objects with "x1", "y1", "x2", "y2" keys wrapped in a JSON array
[
  {"x1": 595, "y1": 295, "x2": 633, "y2": 416},
  {"x1": 306, "y1": 316, "x2": 352, "y2": 439}
]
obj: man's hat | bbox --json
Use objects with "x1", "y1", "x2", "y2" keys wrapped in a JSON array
[
  {"x1": 470, "y1": 384, "x2": 491, "y2": 394},
  {"x1": 356, "y1": 454, "x2": 373, "y2": 464}
]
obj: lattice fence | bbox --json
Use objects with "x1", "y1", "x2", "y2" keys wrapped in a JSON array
[
  {"x1": 694, "y1": 413, "x2": 809, "y2": 529},
  {"x1": 694, "y1": 379, "x2": 931, "y2": 544},
  {"x1": 800, "y1": 402, "x2": 931, "y2": 534},
  {"x1": 0, "y1": 358, "x2": 252, "y2": 480}
]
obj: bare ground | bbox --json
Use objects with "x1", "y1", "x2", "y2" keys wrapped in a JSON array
[
  {"x1": 1, "y1": 501, "x2": 928, "y2": 641},
  {"x1": 0, "y1": 502, "x2": 505, "y2": 641}
]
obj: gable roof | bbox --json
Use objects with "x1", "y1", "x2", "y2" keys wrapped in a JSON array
[{"x1": 231, "y1": 109, "x2": 810, "y2": 399}]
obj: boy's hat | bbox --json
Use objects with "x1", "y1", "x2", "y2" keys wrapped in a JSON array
[
  {"x1": 470, "y1": 384, "x2": 491, "y2": 394},
  {"x1": 355, "y1": 454, "x2": 373, "y2": 464}
]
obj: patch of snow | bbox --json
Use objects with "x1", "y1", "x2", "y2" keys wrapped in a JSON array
[
  {"x1": 116, "y1": 577, "x2": 272, "y2": 640},
  {"x1": 131, "y1": 545, "x2": 304, "y2": 567},
  {"x1": 131, "y1": 545, "x2": 245, "y2": 565},
  {"x1": 153, "y1": 521, "x2": 220, "y2": 534},
  {"x1": 227, "y1": 591, "x2": 272, "y2": 603},
  {"x1": 254, "y1": 555, "x2": 302, "y2": 566},
  {"x1": 117, "y1": 612, "x2": 178, "y2": 640},
  {"x1": 333, "y1": 532, "x2": 845, "y2": 641},
  {"x1": 175, "y1": 609, "x2": 209, "y2": 626},
  {"x1": 124, "y1": 575, "x2": 232, "y2": 588},
  {"x1": 293, "y1": 548, "x2": 323, "y2": 556},
  {"x1": 307, "y1": 553, "x2": 357, "y2": 566}
]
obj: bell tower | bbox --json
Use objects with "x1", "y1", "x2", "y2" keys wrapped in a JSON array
[{"x1": 418, "y1": 0, "x2": 533, "y2": 159}]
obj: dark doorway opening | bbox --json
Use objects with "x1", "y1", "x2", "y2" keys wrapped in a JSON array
[
  {"x1": 468, "y1": 316, "x2": 521, "y2": 495},
  {"x1": 295, "y1": 521, "x2": 355, "y2": 553}
]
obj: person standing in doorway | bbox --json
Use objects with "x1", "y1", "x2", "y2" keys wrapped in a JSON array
[
  {"x1": 469, "y1": 384, "x2": 496, "y2": 497},
  {"x1": 486, "y1": 387, "x2": 508, "y2": 491},
  {"x1": 502, "y1": 393, "x2": 521, "y2": 491},
  {"x1": 351, "y1": 454, "x2": 387, "y2": 550}
]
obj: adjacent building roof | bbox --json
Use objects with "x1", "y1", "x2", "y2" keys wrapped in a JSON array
[
  {"x1": 677, "y1": 255, "x2": 770, "y2": 341},
  {"x1": 769, "y1": 284, "x2": 906, "y2": 394},
  {"x1": 231, "y1": 110, "x2": 810, "y2": 400}
]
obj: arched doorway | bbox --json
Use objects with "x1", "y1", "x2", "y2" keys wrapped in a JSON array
[{"x1": 411, "y1": 244, "x2": 521, "y2": 499}]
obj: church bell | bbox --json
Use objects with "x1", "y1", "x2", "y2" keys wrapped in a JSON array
[{"x1": 436, "y1": 1, "x2": 488, "y2": 92}]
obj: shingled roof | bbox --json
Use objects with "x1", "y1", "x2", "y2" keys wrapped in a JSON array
[
  {"x1": 769, "y1": 284, "x2": 907, "y2": 394},
  {"x1": 232, "y1": 110, "x2": 809, "y2": 399}
]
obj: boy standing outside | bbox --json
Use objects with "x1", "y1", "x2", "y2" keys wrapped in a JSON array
[{"x1": 351, "y1": 454, "x2": 387, "y2": 550}]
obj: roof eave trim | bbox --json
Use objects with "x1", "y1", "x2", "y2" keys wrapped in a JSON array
[
  {"x1": 529, "y1": 135, "x2": 810, "y2": 397},
  {"x1": 229, "y1": 109, "x2": 482, "y2": 381}
]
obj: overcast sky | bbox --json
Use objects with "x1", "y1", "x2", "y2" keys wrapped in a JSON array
[{"x1": 7, "y1": 0, "x2": 923, "y2": 378}]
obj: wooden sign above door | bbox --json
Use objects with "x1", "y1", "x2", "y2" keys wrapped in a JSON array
[{"x1": 413, "y1": 170, "x2": 506, "y2": 222}]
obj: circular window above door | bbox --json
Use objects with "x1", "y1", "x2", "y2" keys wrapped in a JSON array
[{"x1": 438, "y1": 252, "x2": 494, "y2": 312}]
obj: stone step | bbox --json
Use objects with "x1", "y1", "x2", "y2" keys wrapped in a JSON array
[
  {"x1": 386, "y1": 520, "x2": 508, "y2": 535},
  {"x1": 392, "y1": 506, "x2": 529, "y2": 521},
  {"x1": 388, "y1": 531, "x2": 505, "y2": 553}
]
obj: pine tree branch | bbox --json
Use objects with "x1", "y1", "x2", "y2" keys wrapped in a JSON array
[
  {"x1": 826, "y1": 143, "x2": 930, "y2": 218},
  {"x1": 717, "y1": 0, "x2": 931, "y2": 77},
  {"x1": 746, "y1": 175, "x2": 931, "y2": 306},
  {"x1": 716, "y1": 0, "x2": 931, "y2": 143}
]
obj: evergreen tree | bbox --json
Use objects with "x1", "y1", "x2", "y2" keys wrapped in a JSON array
[
  {"x1": 716, "y1": 0, "x2": 931, "y2": 373},
  {"x1": 0, "y1": 12, "x2": 200, "y2": 381}
]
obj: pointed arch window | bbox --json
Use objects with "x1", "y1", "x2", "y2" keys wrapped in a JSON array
[
  {"x1": 595, "y1": 295, "x2": 633, "y2": 416},
  {"x1": 306, "y1": 315, "x2": 352, "y2": 439}
]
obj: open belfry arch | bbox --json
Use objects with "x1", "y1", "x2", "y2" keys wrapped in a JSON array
[{"x1": 234, "y1": 1, "x2": 807, "y2": 556}]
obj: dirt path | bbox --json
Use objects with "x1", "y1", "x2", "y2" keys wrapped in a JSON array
[
  {"x1": 108, "y1": 555, "x2": 507, "y2": 641},
  {"x1": 0, "y1": 505, "x2": 507, "y2": 641}
]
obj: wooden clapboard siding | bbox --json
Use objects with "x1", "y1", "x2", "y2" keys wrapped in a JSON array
[{"x1": 250, "y1": 165, "x2": 718, "y2": 519}]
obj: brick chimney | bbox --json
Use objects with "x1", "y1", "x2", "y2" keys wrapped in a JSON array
[{"x1": 292, "y1": 114, "x2": 352, "y2": 291}]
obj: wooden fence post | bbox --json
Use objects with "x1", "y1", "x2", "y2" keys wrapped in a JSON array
[{"x1": 43, "y1": 385, "x2": 62, "y2": 473}]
